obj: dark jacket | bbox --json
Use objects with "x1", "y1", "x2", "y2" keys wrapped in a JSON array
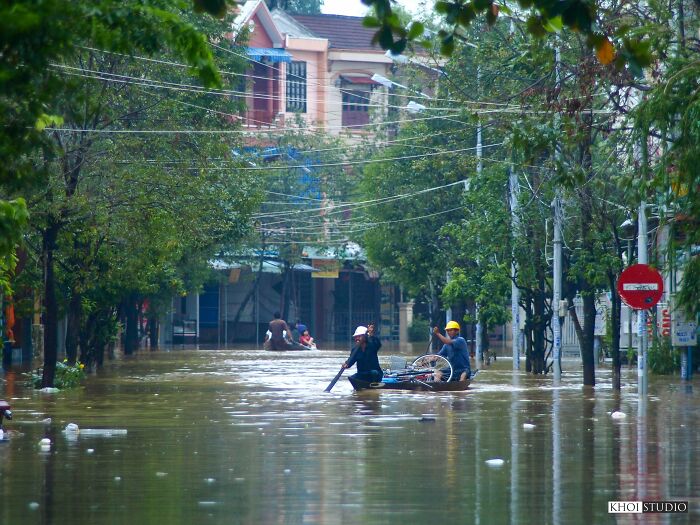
[{"x1": 347, "y1": 336, "x2": 382, "y2": 373}]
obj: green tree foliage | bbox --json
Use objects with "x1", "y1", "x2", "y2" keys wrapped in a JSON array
[
  {"x1": 10, "y1": 5, "x2": 262, "y2": 385},
  {"x1": 0, "y1": 0, "x2": 233, "y2": 288},
  {"x1": 266, "y1": 0, "x2": 323, "y2": 13},
  {"x1": 361, "y1": 0, "x2": 652, "y2": 72},
  {"x1": 635, "y1": 52, "x2": 700, "y2": 318}
]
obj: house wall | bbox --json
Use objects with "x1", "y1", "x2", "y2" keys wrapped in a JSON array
[
  {"x1": 285, "y1": 37, "x2": 327, "y2": 128},
  {"x1": 248, "y1": 14, "x2": 274, "y2": 47},
  {"x1": 282, "y1": 48, "x2": 324, "y2": 127},
  {"x1": 327, "y1": 57, "x2": 391, "y2": 134}
]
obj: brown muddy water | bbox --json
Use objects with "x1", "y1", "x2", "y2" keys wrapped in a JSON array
[{"x1": 0, "y1": 344, "x2": 698, "y2": 525}]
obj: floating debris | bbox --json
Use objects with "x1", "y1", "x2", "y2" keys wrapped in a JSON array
[
  {"x1": 80, "y1": 429, "x2": 127, "y2": 437},
  {"x1": 65, "y1": 423, "x2": 79, "y2": 433},
  {"x1": 523, "y1": 423, "x2": 536, "y2": 430},
  {"x1": 610, "y1": 411, "x2": 627, "y2": 419},
  {"x1": 155, "y1": 472, "x2": 168, "y2": 477},
  {"x1": 485, "y1": 458, "x2": 505, "y2": 467},
  {"x1": 28, "y1": 502, "x2": 40, "y2": 511},
  {"x1": 39, "y1": 388, "x2": 60, "y2": 394},
  {"x1": 39, "y1": 438, "x2": 51, "y2": 446}
]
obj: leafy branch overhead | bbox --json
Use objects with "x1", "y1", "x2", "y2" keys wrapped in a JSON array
[{"x1": 361, "y1": 0, "x2": 652, "y2": 73}]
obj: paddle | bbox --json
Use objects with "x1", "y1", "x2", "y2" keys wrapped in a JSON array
[{"x1": 324, "y1": 344, "x2": 361, "y2": 393}]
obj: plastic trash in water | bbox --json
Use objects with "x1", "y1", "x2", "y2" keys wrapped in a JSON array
[
  {"x1": 485, "y1": 458, "x2": 505, "y2": 467},
  {"x1": 80, "y1": 429, "x2": 127, "y2": 437}
]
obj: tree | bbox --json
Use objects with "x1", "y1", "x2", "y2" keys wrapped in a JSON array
[
  {"x1": 12, "y1": 4, "x2": 261, "y2": 385},
  {"x1": 361, "y1": 0, "x2": 652, "y2": 71},
  {"x1": 266, "y1": 0, "x2": 323, "y2": 13}
]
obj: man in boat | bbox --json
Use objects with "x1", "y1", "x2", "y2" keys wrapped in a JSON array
[
  {"x1": 432, "y1": 321, "x2": 471, "y2": 381},
  {"x1": 267, "y1": 312, "x2": 294, "y2": 351},
  {"x1": 342, "y1": 324, "x2": 382, "y2": 383}
]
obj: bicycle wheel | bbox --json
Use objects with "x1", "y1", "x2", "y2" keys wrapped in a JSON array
[{"x1": 411, "y1": 354, "x2": 452, "y2": 382}]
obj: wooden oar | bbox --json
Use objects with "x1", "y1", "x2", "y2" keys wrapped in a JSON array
[{"x1": 324, "y1": 345, "x2": 361, "y2": 393}]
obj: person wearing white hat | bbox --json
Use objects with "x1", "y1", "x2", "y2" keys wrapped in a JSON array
[{"x1": 342, "y1": 323, "x2": 382, "y2": 383}]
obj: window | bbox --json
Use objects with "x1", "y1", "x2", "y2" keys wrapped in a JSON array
[
  {"x1": 286, "y1": 61, "x2": 307, "y2": 113},
  {"x1": 342, "y1": 89, "x2": 371, "y2": 126}
]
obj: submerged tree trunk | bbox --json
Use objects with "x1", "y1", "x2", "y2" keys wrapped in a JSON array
[
  {"x1": 41, "y1": 219, "x2": 60, "y2": 388},
  {"x1": 577, "y1": 113, "x2": 596, "y2": 386},
  {"x1": 65, "y1": 291, "x2": 81, "y2": 365},
  {"x1": 148, "y1": 317, "x2": 159, "y2": 349},
  {"x1": 124, "y1": 295, "x2": 139, "y2": 355},
  {"x1": 524, "y1": 292, "x2": 533, "y2": 372},
  {"x1": 608, "y1": 270, "x2": 622, "y2": 390}
]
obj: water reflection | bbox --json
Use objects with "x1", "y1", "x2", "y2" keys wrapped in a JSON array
[{"x1": 0, "y1": 350, "x2": 698, "y2": 524}]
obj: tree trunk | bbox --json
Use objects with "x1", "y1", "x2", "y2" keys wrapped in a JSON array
[
  {"x1": 524, "y1": 292, "x2": 533, "y2": 372},
  {"x1": 124, "y1": 295, "x2": 139, "y2": 355},
  {"x1": 581, "y1": 292, "x2": 596, "y2": 386},
  {"x1": 280, "y1": 263, "x2": 291, "y2": 321},
  {"x1": 577, "y1": 112, "x2": 596, "y2": 386},
  {"x1": 148, "y1": 317, "x2": 159, "y2": 349},
  {"x1": 608, "y1": 270, "x2": 622, "y2": 390},
  {"x1": 532, "y1": 261, "x2": 547, "y2": 374},
  {"x1": 41, "y1": 219, "x2": 60, "y2": 388},
  {"x1": 65, "y1": 291, "x2": 81, "y2": 365}
]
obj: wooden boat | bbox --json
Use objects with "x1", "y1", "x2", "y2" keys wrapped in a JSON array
[
  {"x1": 349, "y1": 376, "x2": 470, "y2": 392},
  {"x1": 263, "y1": 340, "x2": 315, "y2": 351}
]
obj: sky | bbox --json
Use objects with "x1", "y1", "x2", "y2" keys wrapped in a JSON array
[{"x1": 322, "y1": 0, "x2": 425, "y2": 17}]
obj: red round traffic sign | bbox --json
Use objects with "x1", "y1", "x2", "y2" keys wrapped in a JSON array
[{"x1": 617, "y1": 264, "x2": 664, "y2": 310}]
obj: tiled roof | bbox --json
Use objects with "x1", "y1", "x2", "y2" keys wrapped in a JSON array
[{"x1": 290, "y1": 14, "x2": 379, "y2": 50}]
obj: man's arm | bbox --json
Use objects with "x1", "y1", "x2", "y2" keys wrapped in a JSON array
[
  {"x1": 367, "y1": 323, "x2": 382, "y2": 351},
  {"x1": 432, "y1": 326, "x2": 452, "y2": 345},
  {"x1": 343, "y1": 345, "x2": 360, "y2": 368}
]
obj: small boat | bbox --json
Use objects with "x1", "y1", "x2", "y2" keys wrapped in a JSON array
[
  {"x1": 263, "y1": 340, "x2": 315, "y2": 351},
  {"x1": 349, "y1": 376, "x2": 470, "y2": 392}
]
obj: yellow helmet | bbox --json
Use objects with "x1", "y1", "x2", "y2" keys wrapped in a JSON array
[{"x1": 445, "y1": 321, "x2": 460, "y2": 330}]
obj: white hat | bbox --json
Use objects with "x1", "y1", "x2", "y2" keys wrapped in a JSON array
[{"x1": 352, "y1": 326, "x2": 368, "y2": 337}]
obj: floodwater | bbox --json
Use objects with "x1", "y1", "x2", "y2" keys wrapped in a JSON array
[{"x1": 1, "y1": 344, "x2": 698, "y2": 525}]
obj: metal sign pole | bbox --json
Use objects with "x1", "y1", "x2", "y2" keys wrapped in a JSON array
[{"x1": 637, "y1": 201, "x2": 648, "y2": 395}]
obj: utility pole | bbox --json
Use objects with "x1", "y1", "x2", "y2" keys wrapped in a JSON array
[
  {"x1": 509, "y1": 166, "x2": 521, "y2": 369},
  {"x1": 552, "y1": 44, "x2": 563, "y2": 381},
  {"x1": 475, "y1": 64, "x2": 484, "y2": 366}
]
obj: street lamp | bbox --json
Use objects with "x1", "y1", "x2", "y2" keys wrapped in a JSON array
[
  {"x1": 405, "y1": 100, "x2": 427, "y2": 114},
  {"x1": 371, "y1": 73, "x2": 432, "y2": 99}
]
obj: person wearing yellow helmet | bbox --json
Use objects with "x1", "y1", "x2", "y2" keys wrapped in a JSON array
[{"x1": 432, "y1": 321, "x2": 471, "y2": 381}]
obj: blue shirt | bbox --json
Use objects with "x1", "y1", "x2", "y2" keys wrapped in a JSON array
[{"x1": 438, "y1": 336, "x2": 471, "y2": 376}]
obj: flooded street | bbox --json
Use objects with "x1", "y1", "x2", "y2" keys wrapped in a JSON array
[{"x1": 1, "y1": 345, "x2": 698, "y2": 524}]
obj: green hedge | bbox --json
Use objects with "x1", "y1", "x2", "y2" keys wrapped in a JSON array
[{"x1": 408, "y1": 316, "x2": 431, "y2": 342}]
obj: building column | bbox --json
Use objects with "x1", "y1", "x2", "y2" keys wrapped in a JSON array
[{"x1": 398, "y1": 301, "x2": 414, "y2": 344}]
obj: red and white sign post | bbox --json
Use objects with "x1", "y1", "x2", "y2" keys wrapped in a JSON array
[
  {"x1": 617, "y1": 264, "x2": 664, "y2": 310},
  {"x1": 617, "y1": 263, "x2": 664, "y2": 395}
]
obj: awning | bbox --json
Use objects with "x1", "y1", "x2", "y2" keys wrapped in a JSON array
[
  {"x1": 340, "y1": 75, "x2": 380, "y2": 85},
  {"x1": 246, "y1": 47, "x2": 292, "y2": 63},
  {"x1": 210, "y1": 259, "x2": 317, "y2": 274}
]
